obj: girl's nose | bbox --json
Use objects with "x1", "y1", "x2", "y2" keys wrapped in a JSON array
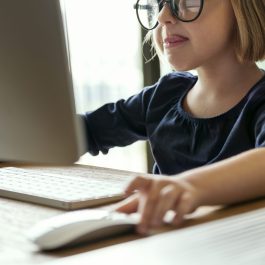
[{"x1": 157, "y1": 2, "x2": 178, "y2": 26}]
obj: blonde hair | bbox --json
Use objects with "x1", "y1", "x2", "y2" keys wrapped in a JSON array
[
  {"x1": 143, "y1": 0, "x2": 265, "y2": 63},
  {"x1": 142, "y1": 31, "x2": 157, "y2": 63},
  {"x1": 231, "y1": 0, "x2": 265, "y2": 62}
]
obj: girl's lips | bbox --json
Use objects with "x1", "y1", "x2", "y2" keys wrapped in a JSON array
[{"x1": 163, "y1": 35, "x2": 189, "y2": 48}]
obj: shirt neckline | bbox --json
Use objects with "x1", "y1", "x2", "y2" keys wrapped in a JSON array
[{"x1": 177, "y1": 71, "x2": 265, "y2": 124}]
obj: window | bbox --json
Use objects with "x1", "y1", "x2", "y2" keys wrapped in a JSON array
[{"x1": 64, "y1": 0, "x2": 148, "y2": 172}]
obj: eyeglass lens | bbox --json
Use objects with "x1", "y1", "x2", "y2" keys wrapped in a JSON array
[{"x1": 136, "y1": 0, "x2": 202, "y2": 30}]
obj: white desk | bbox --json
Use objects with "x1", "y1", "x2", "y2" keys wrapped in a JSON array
[{"x1": 1, "y1": 164, "x2": 265, "y2": 265}]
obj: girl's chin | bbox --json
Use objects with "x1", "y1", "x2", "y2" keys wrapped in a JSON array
[{"x1": 164, "y1": 56, "x2": 198, "y2": 72}]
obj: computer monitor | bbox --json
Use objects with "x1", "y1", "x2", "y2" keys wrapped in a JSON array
[{"x1": 0, "y1": 0, "x2": 85, "y2": 164}]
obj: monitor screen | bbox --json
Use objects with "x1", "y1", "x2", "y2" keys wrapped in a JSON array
[{"x1": 0, "y1": 0, "x2": 85, "y2": 164}]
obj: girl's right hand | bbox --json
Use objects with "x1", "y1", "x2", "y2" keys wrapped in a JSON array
[{"x1": 115, "y1": 175, "x2": 201, "y2": 234}]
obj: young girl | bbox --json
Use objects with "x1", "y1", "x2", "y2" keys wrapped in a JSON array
[{"x1": 82, "y1": 0, "x2": 265, "y2": 234}]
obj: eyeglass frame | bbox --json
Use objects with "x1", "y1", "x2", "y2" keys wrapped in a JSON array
[{"x1": 133, "y1": 0, "x2": 205, "y2": 30}]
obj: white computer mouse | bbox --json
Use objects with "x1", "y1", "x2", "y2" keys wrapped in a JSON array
[{"x1": 27, "y1": 209, "x2": 140, "y2": 250}]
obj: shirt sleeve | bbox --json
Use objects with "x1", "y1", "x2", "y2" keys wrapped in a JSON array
[{"x1": 81, "y1": 84, "x2": 156, "y2": 155}]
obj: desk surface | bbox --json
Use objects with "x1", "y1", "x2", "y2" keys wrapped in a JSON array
[{"x1": 1, "y1": 164, "x2": 265, "y2": 265}]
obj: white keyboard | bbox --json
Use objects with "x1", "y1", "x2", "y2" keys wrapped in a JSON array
[{"x1": 0, "y1": 167, "x2": 134, "y2": 210}]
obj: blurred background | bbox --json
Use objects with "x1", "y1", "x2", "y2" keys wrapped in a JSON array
[{"x1": 64, "y1": 0, "x2": 153, "y2": 173}]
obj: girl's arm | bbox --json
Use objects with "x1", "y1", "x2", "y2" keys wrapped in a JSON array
[
  {"x1": 182, "y1": 147, "x2": 265, "y2": 206},
  {"x1": 116, "y1": 148, "x2": 265, "y2": 234}
]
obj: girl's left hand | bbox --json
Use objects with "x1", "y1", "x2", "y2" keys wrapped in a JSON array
[{"x1": 115, "y1": 175, "x2": 201, "y2": 234}]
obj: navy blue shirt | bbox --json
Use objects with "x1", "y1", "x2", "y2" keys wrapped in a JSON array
[{"x1": 82, "y1": 72, "x2": 265, "y2": 175}]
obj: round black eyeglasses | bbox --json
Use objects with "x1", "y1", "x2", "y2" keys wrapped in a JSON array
[{"x1": 134, "y1": 0, "x2": 204, "y2": 30}]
